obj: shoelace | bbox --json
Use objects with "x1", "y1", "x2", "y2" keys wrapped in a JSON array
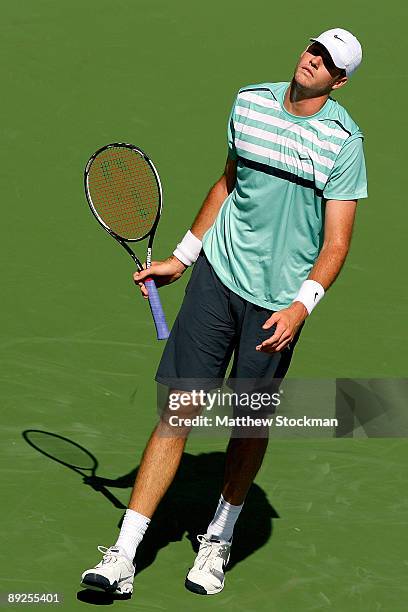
[
  {"x1": 195, "y1": 535, "x2": 230, "y2": 571},
  {"x1": 97, "y1": 545, "x2": 120, "y2": 565}
]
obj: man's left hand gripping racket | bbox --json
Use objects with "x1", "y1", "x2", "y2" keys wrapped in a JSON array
[{"x1": 84, "y1": 143, "x2": 170, "y2": 340}]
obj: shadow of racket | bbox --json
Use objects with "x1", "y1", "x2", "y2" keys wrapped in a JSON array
[{"x1": 23, "y1": 430, "x2": 126, "y2": 509}]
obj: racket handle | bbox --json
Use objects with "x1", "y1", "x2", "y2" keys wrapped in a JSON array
[{"x1": 144, "y1": 278, "x2": 170, "y2": 340}]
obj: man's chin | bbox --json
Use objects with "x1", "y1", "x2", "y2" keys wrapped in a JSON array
[
  {"x1": 293, "y1": 76, "x2": 311, "y2": 92},
  {"x1": 294, "y1": 70, "x2": 313, "y2": 87}
]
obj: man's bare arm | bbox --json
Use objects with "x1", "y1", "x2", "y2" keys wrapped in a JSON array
[
  {"x1": 259, "y1": 199, "x2": 358, "y2": 353},
  {"x1": 305, "y1": 199, "x2": 357, "y2": 290},
  {"x1": 190, "y1": 157, "x2": 237, "y2": 239},
  {"x1": 134, "y1": 158, "x2": 237, "y2": 295}
]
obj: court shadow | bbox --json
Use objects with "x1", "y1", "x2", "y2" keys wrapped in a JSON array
[
  {"x1": 76, "y1": 591, "x2": 131, "y2": 605},
  {"x1": 21, "y1": 431, "x2": 278, "y2": 605},
  {"x1": 84, "y1": 451, "x2": 278, "y2": 575},
  {"x1": 22, "y1": 430, "x2": 278, "y2": 578}
]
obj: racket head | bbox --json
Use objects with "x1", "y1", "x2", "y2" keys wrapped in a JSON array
[
  {"x1": 23, "y1": 430, "x2": 98, "y2": 475},
  {"x1": 84, "y1": 143, "x2": 163, "y2": 243}
]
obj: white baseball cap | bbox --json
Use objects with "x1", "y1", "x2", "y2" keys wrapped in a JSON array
[{"x1": 310, "y1": 28, "x2": 362, "y2": 76}]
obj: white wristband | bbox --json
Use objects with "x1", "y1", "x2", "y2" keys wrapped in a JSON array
[
  {"x1": 173, "y1": 230, "x2": 202, "y2": 267},
  {"x1": 294, "y1": 280, "x2": 325, "y2": 314}
]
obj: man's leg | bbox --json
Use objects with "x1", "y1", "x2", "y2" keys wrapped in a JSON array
[
  {"x1": 203, "y1": 434, "x2": 268, "y2": 547},
  {"x1": 200, "y1": 435, "x2": 268, "y2": 552},
  {"x1": 80, "y1": 396, "x2": 199, "y2": 594},
  {"x1": 185, "y1": 425, "x2": 271, "y2": 595},
  {"x1": 114, "y1": 395, "x2": 199, "y2": 561},
  {"x1": 222, "y1": 435, "x2": 269, "y2": 505},
  {"x1": 128, "y1": 419, "x2": 189, "y2": 518},
  {"x1": 185, "y1": 299, "x2": 302, "y2": 595}
]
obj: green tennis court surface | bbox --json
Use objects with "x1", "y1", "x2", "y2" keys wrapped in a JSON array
[{"x1": 2, "y1": 1, "x2": 407, "y2": 610}]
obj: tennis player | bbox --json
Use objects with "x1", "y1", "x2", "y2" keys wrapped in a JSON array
[{"x1": 81, "y1": 28, "x2": 367, "y2": 596}]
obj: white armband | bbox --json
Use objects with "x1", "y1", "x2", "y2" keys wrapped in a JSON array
[
  {"x1": 173, "y1": 230, "x2": 202, "y2": 267},
  {"x1": 294, "y1": 280, "x2": 325, "y2": 314}
]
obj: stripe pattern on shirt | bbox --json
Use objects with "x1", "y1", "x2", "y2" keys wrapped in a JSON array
[{"x1": 233, "y1": 89, "x2": 349, "y2": 192}]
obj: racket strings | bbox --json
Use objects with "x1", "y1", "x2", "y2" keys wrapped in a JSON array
[{"x1": 88, "y1": 148, "x2": 159, "y2": 240}]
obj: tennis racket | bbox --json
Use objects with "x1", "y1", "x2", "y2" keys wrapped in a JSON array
[
  {"x1": 84, "y1": 142, "x2": 170, "y2": 340},
  {"x1": 23, "y1": 430, "x2": 125, "y2": 509}
]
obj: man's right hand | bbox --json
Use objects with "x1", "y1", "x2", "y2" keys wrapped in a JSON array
[{"x1": 133, "y1": 255, "x2": 187, "y2": 298}]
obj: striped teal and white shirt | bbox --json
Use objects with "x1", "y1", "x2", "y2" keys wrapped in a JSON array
[{"x1": 203, "y1": 82, "x2": 368, "y2": 310}]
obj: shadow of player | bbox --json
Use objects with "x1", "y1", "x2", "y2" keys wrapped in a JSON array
[
  {"x1": 78, "y1": 450, "x2": 277, "y2": 603},
  {"x1": 23, "y1": 431, "x2": 278, "y2": 605},
  {"x1": 80, "y1": 450, "x2": 278, "y2": 574},
  {"x1": 18, "y1": 439, "x2": 277, "y2": 603}
]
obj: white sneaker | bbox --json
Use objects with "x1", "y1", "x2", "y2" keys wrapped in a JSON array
[
  {"x1": 185, "y1": 535, "x2": 232, "y2": 595},
  {"x1": 80, "y1": 546, "x2": 135, "y2": 595}
]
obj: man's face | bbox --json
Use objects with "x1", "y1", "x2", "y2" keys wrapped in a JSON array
[{"x1": 293, "y1": 42, "x2": 347, "y2": 94}]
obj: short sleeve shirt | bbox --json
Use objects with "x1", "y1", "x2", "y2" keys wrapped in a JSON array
[{"x1": 202, "y1": 82, "x2": 368, "y2": 310}]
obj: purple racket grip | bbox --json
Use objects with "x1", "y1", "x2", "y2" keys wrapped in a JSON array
[{"x1": 144, "y1": 278, "x2": 170, "y2": 340}]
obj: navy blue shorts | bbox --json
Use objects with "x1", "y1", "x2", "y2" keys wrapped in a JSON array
[{"x1": 155, "y1": 253, "x2": 302, "y2": 392}]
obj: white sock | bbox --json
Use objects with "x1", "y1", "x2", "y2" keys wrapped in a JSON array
[
  {"x1": 115, "y1": 509, "x2": 151, "y2": 561},
  {"x1": 206, "y1": 494, "x2": 244, "y2": 543}
]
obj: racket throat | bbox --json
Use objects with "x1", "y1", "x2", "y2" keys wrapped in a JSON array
[
  {"x1": 146, "y1": 247, "x2": 152, "y2": 269},
  {"x1": 144, "y1": 247, "x2": 153, "y2": 280}
]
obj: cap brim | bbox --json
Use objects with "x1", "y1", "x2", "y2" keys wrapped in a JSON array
[{"x1": 309, "y1": 37, "x2": 347, "y2": 70}]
